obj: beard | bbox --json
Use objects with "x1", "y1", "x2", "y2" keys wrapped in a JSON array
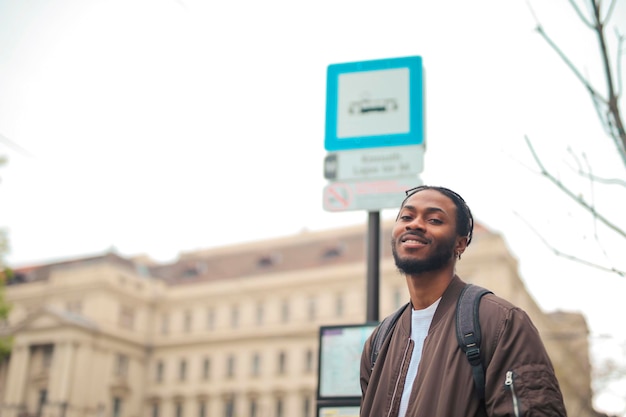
[{"x1": 391, "y1": 234, "x2": 456, "y2": 275}]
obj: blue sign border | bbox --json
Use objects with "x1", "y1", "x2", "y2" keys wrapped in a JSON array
[{"x1": 324, "y1": 56, "x2": 424, "y2": 151}]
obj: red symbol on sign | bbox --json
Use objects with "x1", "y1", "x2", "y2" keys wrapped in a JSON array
[{"x1": 324, "y1": 183, "x2": 353, "y2": 211}]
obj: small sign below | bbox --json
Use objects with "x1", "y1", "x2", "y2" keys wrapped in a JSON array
[
  {"x1": 324, "y1": 145, "x2": 424, "y2": 181},
  {"x1": 322, "y1": 177, "x2": 421, "y2": 212}
]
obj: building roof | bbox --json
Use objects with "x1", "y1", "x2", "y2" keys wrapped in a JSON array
[
  {"x1": 9, "y1": 220, "x2": 494, "y2": 286},
  {"x1": 8, "y1": 251, "x2": 141, "y2": 285}
]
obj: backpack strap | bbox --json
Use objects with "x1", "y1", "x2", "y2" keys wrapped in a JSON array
[
  {"x1": 456, "y1": 284, "x2": 493, "y2": 402},
  {"x1": 370, "y1": 302, "x2": 410, "y2": 370}
]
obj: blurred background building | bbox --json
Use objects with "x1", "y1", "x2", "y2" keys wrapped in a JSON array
[{"x1": 0, "y1": 221, "x2": 603, "y2": 417}]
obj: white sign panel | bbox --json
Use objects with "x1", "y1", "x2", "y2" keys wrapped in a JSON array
[
  {"x1": 337, "y1": 68, "x2": 410, "y2": 139},
  {"x1": 324, "y1": 145, "x2": 424, "y2": 181}
]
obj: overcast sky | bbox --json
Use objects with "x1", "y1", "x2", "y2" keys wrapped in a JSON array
[{"x1": 1, "y1": 0, "x2": 625, "y2": 413}]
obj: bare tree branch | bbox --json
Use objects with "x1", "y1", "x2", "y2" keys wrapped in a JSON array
[
  {"x1": 535, "y1": 17, "x2": 626, "y2": 166},
  {"x1": 0, "y1": 133, "x2": 32, "y2": 158},
  {"x1": 524, "y1": 135, "x2": 626, "y2": 240},
  {"x1": 579, "y1": 175, "x2": 626, "y2": 186},
  {"x1": 525, "y1": 0, "x2": 541, "y2": 28},
  {"x1": 615, "y1": 28, "x2": 623, "y2": 98},
  {"x1": 565, "y1": 147, "x2": 626, "y2": 186},
  {"x1": 567, "y1": 0, "x2": 595, "y2": 28},
  {"x1": 581, "y1": 153, "x2": 618, "y2": 265},
  {"x1": 603, "y1": 0, "x2": 618, "y2": 24},
  {"x1": 589, "y1": 0, "x2": 626, "y2": 167},
  {"x1": 535, "y1": 25, "x2": 606, "y2": 105},
  {"x1": 590, "y1": 91, "x2": 613, "y2": 135},
  {"x1": 524, "y1": 1, "x2": 626, "y2": 408},
  {"x1": 533, "y1": 0, "x2": 626, "y2": 168},
  {"x1": 514, "y1": 211, "x2": 625, "y2": 277}
]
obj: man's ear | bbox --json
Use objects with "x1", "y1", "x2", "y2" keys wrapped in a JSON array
[{"x1": 455, "y1": 236, "x2": 469, "y2": 256}]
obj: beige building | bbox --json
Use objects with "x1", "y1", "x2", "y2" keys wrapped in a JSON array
[{"x1": 0, "y1": 221, "x2": 604, "y2": 417}]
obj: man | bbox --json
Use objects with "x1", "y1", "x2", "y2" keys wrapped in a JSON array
[{"x1": 359, "y1": 185, "x2": 567, "y2": 417}]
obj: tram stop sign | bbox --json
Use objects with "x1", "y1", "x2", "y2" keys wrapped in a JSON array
[
  {"x1": 324, "y1": 56, "x2": 424, "y2": 151},
  {"x1": 323, "y1": 56, "x2": 425, "y2": 212}
]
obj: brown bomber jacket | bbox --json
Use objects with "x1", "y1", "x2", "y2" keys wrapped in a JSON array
[{"x1": 360, "y1": 276, "x2": 567, "y2": 417}]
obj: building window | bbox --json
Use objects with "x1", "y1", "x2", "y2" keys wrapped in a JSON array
[
  {"x1": 202, "y1": 357, "x2": 210, "y2": 380},
  {"x1": 251, "y1": 353, "x2": 260, "y2": 377},
  {"x1": 302, "y1": 395, "x2": 311, "y2": 417},
  {"x1": 42, "y1": 344, "x2": 54, "y2": 370},
  {"x1": 119, "y1": 305, "x2": 135, "y2": 330},
  {"x1": 227, "y1": 355, "x2": 235, "y2": 378},
  {"x1": 281, "y1": 300, "x2": 289, "y2": 323},
  {"x1": 224, "y1": 396, "x2": 235, "y2": 417},
  {"x1": 277, "y1": 351, "x2": 286, "y2": 375},
  {"x1": 112, "y1": 397, "x2": 122, "y2": 417},
  {"x1": 183, "y1": 265, "x2": 199, "y2": 278},
  {"x1": 37, "y1": 390, "x2": 47, "y2": 417},
  {"x1": 307, "y1": 296, "x2": 316, "y2": 321},
  {"x1": 304, "y1": 349, "x2": 314, "y2": 373},
  {"x1": 66, "y1": 300, "x2": 82, "y2": 314},
  {"x1": 184, "y1": 310, "x2": 193, "y2": 333},
  {"x1": 256, "y1": 302, "x2": 264, "y2": 326},
  {"x1": 335, "y1": 294, "x2": 344, "y2": 317},
  {"x1": 231, "y1": 305, "x2": 239, "y2": 328},
  {"x1": 179, "y1": 359, "x2": 187, "y2": 381},
  {"x1": 114, "y1": 354, "x2": 128, "y2": 377},
  {"x1": 275, "y1": 397, "x2": 284, "y2": 417},
  {"x1": 161, "y1": 313, "x2": 170, "y2": 335},
  {"x1": 152, "y1": 403, "x2": 160, "y2": 417},
  {"x1": 155, "y1": 360, "x2": 164, "y2": 383},
  {"x1": 249, "y1": 398, "x2": 258, "y2": 417},
  {"x1": 198, "y1": 400, "x2": 207, "y2": 417},
  {"x1": 257, "y1": 253, "x2": 281, "y2": 268},
  {"x1": 175, "y1": 402, "x2": 183, "y2": 417},
  {"x1": 206, "y1": 308, "x2": 215, "y2": 331},
  {"x1": 322, "y1": 245, "x2": 343, "y2": 259}
]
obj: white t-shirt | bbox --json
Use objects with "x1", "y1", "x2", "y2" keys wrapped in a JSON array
[{"x1": 397, "y1": 298, "x2": 441, "y2": 417}]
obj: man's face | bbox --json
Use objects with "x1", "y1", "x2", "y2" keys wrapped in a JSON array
[{"x1": 391, "y1": 189, "x2": 463, "y2": 275}]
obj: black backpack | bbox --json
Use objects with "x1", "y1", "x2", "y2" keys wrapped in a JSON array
[{"x1": 369, "y1": 284, "x2": 493, "y2": 401}]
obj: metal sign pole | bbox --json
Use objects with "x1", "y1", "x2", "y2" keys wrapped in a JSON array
[{"x1": 366, "y1": 211, "x2": 380, "y2": 323}]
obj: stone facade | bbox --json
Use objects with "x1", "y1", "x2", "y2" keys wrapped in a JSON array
[{"x1": 0, "y1": 221, "x2": 603, "y2": 417}]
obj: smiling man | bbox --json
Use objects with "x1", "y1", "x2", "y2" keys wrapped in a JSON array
[{"x1": 360, "y1": 186, "x2": 567, "y2": 417}]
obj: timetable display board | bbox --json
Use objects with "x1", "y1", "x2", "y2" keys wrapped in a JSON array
[{"x1": 317, "y1": 324, "x2": 377, "y2": 399}]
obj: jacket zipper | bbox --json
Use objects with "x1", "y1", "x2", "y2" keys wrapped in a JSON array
[
  {"x1": 504, "y1": 371, "x2": 521, "y2": 417},
  {"x1": 386, "y1": 338, "x2": 412, "y2": 417}
]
